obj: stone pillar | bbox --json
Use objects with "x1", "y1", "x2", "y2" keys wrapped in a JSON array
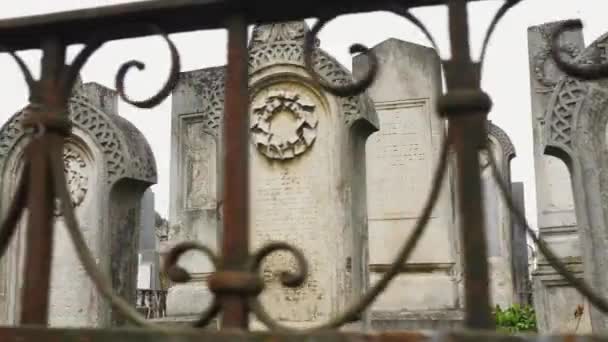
[
  {"x1": 354, "y1": 39, "x2": 462, "y2": 330},
  {"x1": 533, "y1": 24, "x2": 608, "y2": 332},
  {"x1": 165, "y1": 67, "x2": 224, "y2": 323},
  {"x1": 511, "y1": 182, "x2": 531, "y2": 305},
  {"x1": 137, "y1": 189, "x2": 161, "y2": 290},
  {"x1": 482, "y1": 122, "x2": 516, "y2": 308},
  {"x1": 0, "y1": 80, "x2": 157, "y2": 327},
  {"x1": 527, "y1": 21, "x2": 592, "y2": 333},
  {"x1": 247, "y1": 21, "x2": 377, "y2": 330}
]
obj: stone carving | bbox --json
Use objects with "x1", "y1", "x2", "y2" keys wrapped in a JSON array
[
  {"x1": 63, "y1": 145, "x2": 88, "y2": 207},
  {"x1": 0, "y1": 92, "x2": 156, "y2": 185},
  {"x1": 545, "y1": 78, "x2": 586, "y2": 153},
  {"x1": 530, "y1": 22, "x2": 581, "y2": 91},
  {"x1": 248, "y1": 22, "x2": 375, "y2": 128},
  {"x1": 54, "y1": 144, "x2": 89, "y2": 217},
  {"x1": 184, "y1": 123, "x2": 216, "y2": 209},
  {"x1": 527, "y1": 21, "x2": 590, "y2": 333},
  {"x1": 0, "y1": 82, "x2": 157, "y2": 327},
  {"x1": 539, "y1": 28, "x2": 608, "y2": 332},
  {"x1": 251, "y1": 22, "x2": 308, "y2": 44},
  {"x1": 251, "y1": 90, "x2": 318, "y2": 160}
]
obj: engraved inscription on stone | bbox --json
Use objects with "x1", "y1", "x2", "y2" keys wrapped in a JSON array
[
  {"x1": 253, "y1": 170, "x2": 326, "y2": 321},
  {"x1": 366, "y1": 100, "x2": 433, "y2": 219},
  {"x1": 250, "y1": 82, "x2": 331, "y2": 323},
  {"x1": 183, "y1": 121, "x2": 217, "y2": 210}
]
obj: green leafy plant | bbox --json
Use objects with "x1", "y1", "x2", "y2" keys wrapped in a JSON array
[{"x1": 493, "y1": 304, "x2": 537, "y2": 333}]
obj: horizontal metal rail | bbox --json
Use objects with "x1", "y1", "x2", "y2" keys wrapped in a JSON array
[{"x1": 0, "y1": 0, "x2": 489, "y2": 51}]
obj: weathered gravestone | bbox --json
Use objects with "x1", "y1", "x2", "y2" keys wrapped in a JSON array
[
  {"x1": 527, "y1": 21, "x2": 592, "y2": 333},
  {"x1": 354, "y1": 39, "x2": 462, "y2": 330},
  {"x1": 531, "y1": 22, "x2": 608, "y2": 333},
  {"x1": 138, "y1": 189, "x2": 161, "y2": 291},
  {"x1": 0, "y1": 79, "x2": 157, "y2": 327},
  {"x1": 166, "y1": 21, "x2": 377, "y2": 329},
  {"x1": 481, "y1": 121, "x2": 518, "y2": 308},
  {"x1": 166, "y1": 65, "x2": 223, "y2": 323},
  {"x1": 510, "y1": 181, "x2": 531, "y2": 305}
]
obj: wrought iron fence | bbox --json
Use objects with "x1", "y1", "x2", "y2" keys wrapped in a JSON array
[{"x1": 0, "y1": 0, "x2": 606, "y2": 340}]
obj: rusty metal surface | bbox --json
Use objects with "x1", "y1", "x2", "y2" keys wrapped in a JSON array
[
  {"x1": 0, "y1": 0, "x2": 490, "y2": 50},
  {"x1": 220, "y1": 14, "x2": 250, "y2": 329},
  {"x1": 0, "y1": 327, "x2": 607, "y2": 342}
]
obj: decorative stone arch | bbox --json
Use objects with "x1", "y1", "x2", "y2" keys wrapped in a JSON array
[
  {"x1": 487, "y1": 120, "x2": 516, "y2": 179},
  {"x1": 248, "y1": 21, "x2": 378, "y2": 130},
  {"x1": 543, "y1": 31, "x2": 608, "y2": 332},
  {"x1": 0, "y1": 82, "x2": 157, "y2": 327},
  {"x1": 480, "y1": 121, "x2": 518, "y2": 307}
]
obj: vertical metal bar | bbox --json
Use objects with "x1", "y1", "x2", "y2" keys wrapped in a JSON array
[
  {"x1": 445, "y1": 0, "x2": 494, "y2": 329},
  {"x1": 20, "y1": 37, "x2": 66, "y2": 325},
  {"x1": 220, "y1": 14, "x2": 250, "y2": 329}
]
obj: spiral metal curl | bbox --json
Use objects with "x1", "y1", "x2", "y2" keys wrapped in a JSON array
[
  {"x1": 485, "y1": 143, "x2": 608, "y2": 314},
  {"x1": 249, "y1": 130, "x2": 452, "y2": 332},
  {"x1": 116, "y1": 25, "x2": 181, "y2": 108},
  {"x1": 304, "y1": 16, "x2": 378, "y2": 97},
  {"x1": 551, "y1": 19, "x2": 608, "y2": 80},
  {"x1": 248, "y1": 242, "x2": 308, "y2": 288}
]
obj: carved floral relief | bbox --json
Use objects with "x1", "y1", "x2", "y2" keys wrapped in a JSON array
[
  {"x1": 250, "y1": 90, "x2": 318, "y2": 160},
  {"x1": 55, "y1": 144, "x2": 89, "y2": 216}
]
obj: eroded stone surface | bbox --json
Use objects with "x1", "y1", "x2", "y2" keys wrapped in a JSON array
[
  {"x1": 354, "y1": 38, "x2": 462, "y2": 330},
  {"x1": 0, "y1": 80, "x2": 156, "y2": 327},
  {"x1": 527, "y1": 21, "x2": 592, "y2": 333},
  {"x1": 165, "y1": 21, "x2": 377, "y2": 329}
]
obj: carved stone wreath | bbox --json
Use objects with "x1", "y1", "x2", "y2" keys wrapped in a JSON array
[
  {"x1": 250, "y1": 90, "x2": 318, "y2": 160},
  {"x1": 55, "y1": 145, "x2": 89, "y2": 216},
  {"x1": 534, "y1": 43, "x2": 581, "y2": 88}
]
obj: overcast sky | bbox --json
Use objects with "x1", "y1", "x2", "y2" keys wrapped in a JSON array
[{"x1": 0, "y1": 0, "x2": 606, "y2": 231}]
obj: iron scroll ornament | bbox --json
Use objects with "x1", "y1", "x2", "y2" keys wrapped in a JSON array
[{"x1": 1, "y1": 0, "x2": 608, "y2": 332}]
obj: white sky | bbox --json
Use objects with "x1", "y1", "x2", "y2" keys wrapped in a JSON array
[{"x1": 0, "y1": 0, "x2": 606, "y2": 231}]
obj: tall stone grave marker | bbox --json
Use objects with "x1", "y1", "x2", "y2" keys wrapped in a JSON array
[
  {"x1": 166, "y1": 21, "x2": 378, "y2": 329},
  {"x1": 248, "y1": 21, "x2": 377, "y2": 329},
  {"x1": 527, "y1": 21, "x2": 592, "y2": 332},
  {"x1": 481, "y1": 122, "x2": 517, "y2": 308},
  {"x1": 166, "y1": 66, "x2": 223, "y2": 321},
  {"x1": 354, "y1": 39, "x2": 462, "y2": 330},
  {"x1": 533, "y1": 24, "x2": 608, "y2": 332},
  {"x1": 510, "y1": 182, "x2": 531, "y2": 305},
  {"x1": 0, "y1": 80, "x2": 157, "y2": 326},
  {"x1": 138, "y1": 189, "x2": 161, "y2": 290}
]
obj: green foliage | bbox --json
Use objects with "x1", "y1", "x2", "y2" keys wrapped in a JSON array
[{"x1": 493, "y1": 304, "x2": 537, "y2": 333}]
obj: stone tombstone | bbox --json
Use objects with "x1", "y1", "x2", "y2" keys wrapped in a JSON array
[
  {"x1": 0, "y1": 80, "x2": 157, "y2": 327},
  {"x1": 166, "y1": 21, "x2": 378, "y2": 329},
  {"x1": 527, "y1": 21, "x2": 592, "y2": 333},
  {"x1": 167, "y1": 66, "x2": 223, "y2": 321},
  {"x1": 536, "y1": 24, "x2": 608, "y2": 332},
  {"x1": 248, "y1": 21, "x2": 377, "y2": 329},
  {"x1": 138, "y1": 189, "x2": 161, "y2": 290},
  {"x1": 480, "y1": 122, "x2": 517, "y2": 308},
  {"x1": 511, "y1": 182, "x2": 531, "y2": 305},
  {"x1": 354, "y1": 39, "x2": 462, "y2": 330}
]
